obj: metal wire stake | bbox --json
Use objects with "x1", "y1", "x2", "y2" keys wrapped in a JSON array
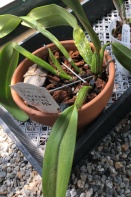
[
  {"x1": 49, "y1": 75, "x2": 93, "y2": 93},
  {"x1": 62, "y1": 62, "x2": 86, "y2": 83}
]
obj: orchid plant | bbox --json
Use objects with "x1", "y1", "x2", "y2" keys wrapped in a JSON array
[
  {"x1": 0, "y1": 0, "x2": 131, "y2": 197},
  {"x1": 0, "y1": 3, "x2": 107, "y2": 121},
  {"x1": 111, "y1": 0, "x2": 131, "y2": 72}
]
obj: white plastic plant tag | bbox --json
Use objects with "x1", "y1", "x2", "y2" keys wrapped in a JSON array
[
  {"x1": 122, "y1": 24, "x2": 130, "y2": 49},
  {"x1": 11, "y1": 82, "x2": 60, "y2": 113}
]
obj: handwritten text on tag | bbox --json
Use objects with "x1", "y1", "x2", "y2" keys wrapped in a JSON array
[
  {"x1": 11, "y1": 83, "x2": 59, "y2": 113},
  {"x1": 122, "y1": 24, "x2": 130, "y2": 48}
]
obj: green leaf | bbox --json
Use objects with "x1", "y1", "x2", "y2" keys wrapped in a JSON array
[
  {"x1": 0, "y1": 101, "x2": 29, "y2": 122},
  {"x1": 38, "y1": 27, "x2": 81, "y2": 73},
  {"x1": 13, "y1": 44, "x2": 72, "y2": 80},
  {"x1": 24, "y1": 4, "x2": 78, "y2": 29},
  {"x1": 56, "y1": 105, "x2": 78, "y2": 197},
  {"x1": 73, "y1": 26, "x2": 93, "y2": 65},
  {"x1": 20, "y1": 16, "x2": 81, "y2": 73},
  {"x1": 0, "y1": 14, "x2": 21, "y2": 38},
  {"x1": 13, "y1": 44, "x2": 57, "y2": 74},
  {"x1": 0, "y1": 42, "x2": 29, "y2": 121},
  {"x1": 61, "y1": 0, "x2": 101, "y2": 51},
  {"x1": 91, "y1": 52, "x2": 101, "y2": 74},
  {"x1": 112, "y1": 0, "x2": 126, "y2": 22},
  {"x1": 48, "y1": 48, "x2": 66, "y2": 74},
  {"x1": 112, "y1": 0, "x2": 124, "y2": 6},
  {"x1": 74, "y1": 85, "x2": 92, "y2": 109},
  {"x1": 0, "y1": 42, "x2": 19, "y2": 99},
  {"x1": 119, "y1": 0, "x2": 124, "y2": 5},
  {"x1": 112, "y1": 42, "x2": 131, "y2": 72},
  {"x1": 99, "y1": 42, "x2": 110, "y2": 71},
  {"x1": 42, "y1": 105, "x2": 78, "y2": 197},
  {"x1": 42, "y1": 86, "x2": 91, "y2": 197},
  {"x1": 20, "y1": 16, "x2": 37, "y2": 29}
]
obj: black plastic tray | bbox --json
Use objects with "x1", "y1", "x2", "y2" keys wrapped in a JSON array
[
  {"x1": 1, "y1": 0, "x2": 131, "y2": 176},
  {"x1": 0, "y1": 0, "x2": 115, "y2": 46}
]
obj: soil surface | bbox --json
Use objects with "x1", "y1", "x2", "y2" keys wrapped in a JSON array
[
  {"x1": 24, "y1": 48, "x2": 109, "y2": 111},
  {"x1": 45, "y1": 49, "x2": 108, "y2": 108}
]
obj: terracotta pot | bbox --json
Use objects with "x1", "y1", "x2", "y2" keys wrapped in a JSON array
[{"x1": 11, "y1": 40, "x2": 115, "y2": 128}]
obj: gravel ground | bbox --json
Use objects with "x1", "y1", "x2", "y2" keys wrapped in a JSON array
[{"x1": 0, "y1": 112, "x2": 131, "y2": 197}]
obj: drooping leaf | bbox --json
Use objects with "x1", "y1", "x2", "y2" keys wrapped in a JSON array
[
  {"x1": 23, "y1": 4, "x2": 78, "y2": 29},
  {"x1": 20, "y1": 16, "x2": 81, "y2": 73},
  {"x1": 112, "y1": 42, "x2": 131, "y2": 72},
  {"x1": 73, "y1": 26, "x2": 93, "y2": 66},
  {"x1": 0, "y1": 101, "x2": 29, "y2": 122},
  {"x1": 0, "y1": 42, "x2": 29, "y2": 121},
  {"x1": 0, "y1": 14, "x2": 21, "y2": 38}
]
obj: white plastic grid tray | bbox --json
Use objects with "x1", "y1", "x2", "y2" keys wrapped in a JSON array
[{"x1": 12, "y1": 0, "x2": 131, "y2": 150}]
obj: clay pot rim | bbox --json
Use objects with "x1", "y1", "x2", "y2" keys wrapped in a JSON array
[{"x1": 11, "y1": 40, "x2": 115, "y2": 117}]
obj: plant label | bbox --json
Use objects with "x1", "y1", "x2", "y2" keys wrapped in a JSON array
[
  {"x1": 122, "y1": 24, "x2": 130, "y2": 49},
  {"x1": 11, "y1": 82, "x2": 60, "y2": 113}
]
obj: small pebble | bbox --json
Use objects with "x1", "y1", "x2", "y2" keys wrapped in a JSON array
[
  {"x1": 0, "y1": 110, "x2": 131, "y2": 197},
  {"x1": 115, "y1": 162, "x2": 123, "y2": 169}
]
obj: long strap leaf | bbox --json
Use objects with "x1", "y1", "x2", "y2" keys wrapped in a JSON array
[
  {"x1": 20, "y1": 16, "x2": 81, "y2": 73},
  {"x1": 56, "y1": 105, "x2": 78, "y2": 197},
  {"x1": 56, "y1": 86, "x2": 91, "y2": 197},
  {"x1": 42, "y1": 86, "x2": 91, "y2": 197},
  {"x1": 0, "y1": 42, "x2": 15, "y2": 100},
  {"x1": 42, "y1": 105, "x2": 77, "y2": 197},
  {"x1": 13, "y1": 44, "x2": 72, "y2": 81},
  {"x1": 0, "y1": 42, "x2": 29, "y2": 121},
  {"x1": 61, "y1": 0, "x2": 101, "y2": 51}
]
